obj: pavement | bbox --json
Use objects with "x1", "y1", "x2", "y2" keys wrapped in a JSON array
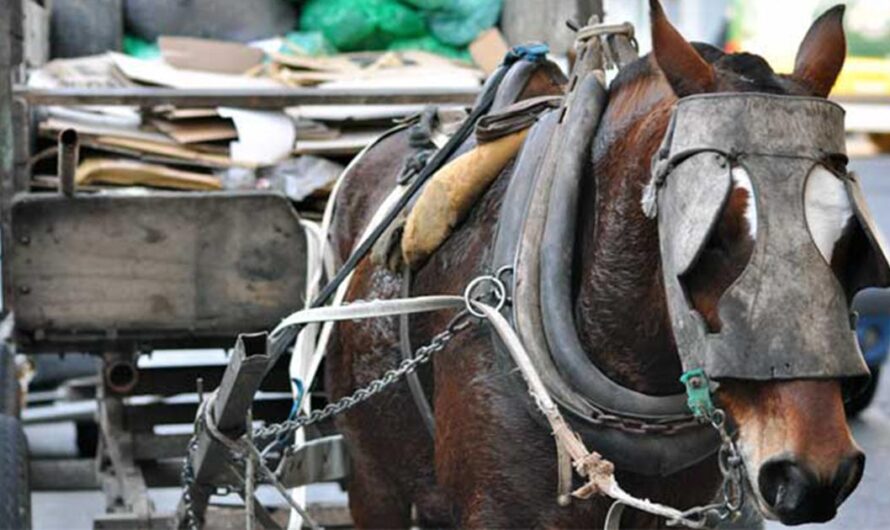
[{"x1": 26, "y1": 156, "x2": 890, "y2": 530}]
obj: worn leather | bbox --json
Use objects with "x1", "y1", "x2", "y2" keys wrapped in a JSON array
[
  {"x1": 656, "y1": 94, "x2": 874, "y2": 383},
  {"x1": 400, "y1": 54, "x2": 567, "y2": 435},
  {"x1": 475, "y1": 95, "x2": 562, "y2": 143},
  {"x1": 402, "y1": 128, "x2": 530, "y2": 269},
  {"x1": 491, "y1": 59, "x2": 718, "y2": 476}
]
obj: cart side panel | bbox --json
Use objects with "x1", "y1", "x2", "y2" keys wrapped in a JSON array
[{"x1": 10, "y1": 191, "x2": 306, "y2": 351}]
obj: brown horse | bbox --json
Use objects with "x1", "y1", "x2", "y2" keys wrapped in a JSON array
[{"x1": 325, "y1": 2, "x2": 864, "y2": 527}]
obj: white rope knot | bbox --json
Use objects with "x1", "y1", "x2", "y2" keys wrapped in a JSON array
[{"x1": 572, "y1": 452, "x2": 616, "y2": 499}]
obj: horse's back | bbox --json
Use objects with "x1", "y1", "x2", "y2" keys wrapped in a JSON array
[{"x1": 328, "y1": 127, "x2": 414, "y2": 263}]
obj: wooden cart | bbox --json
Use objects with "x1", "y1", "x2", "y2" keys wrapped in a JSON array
[{"x1": 0, "y1": 2, "x2": 477, "y2": 527}]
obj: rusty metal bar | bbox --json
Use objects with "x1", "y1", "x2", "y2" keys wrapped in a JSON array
[
  {"x1": 97, "y1": 352, "x2": 154, "y2": 520},
  {"x1": 14, "y1": 86, "x2": 479, "y2": 108},
  {"x1": 175, "y1": 332, "x2": 274, "y2": 529},
  {"x1": 57, "y1": 128, "x2": 78, "y2": 197}
]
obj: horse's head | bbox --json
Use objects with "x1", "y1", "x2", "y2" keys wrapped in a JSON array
[{"x1": 644, "y1": 1, "x2": 890, "y2": 524}]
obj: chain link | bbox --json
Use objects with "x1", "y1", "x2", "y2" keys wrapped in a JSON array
[
  {"x1": 667, "y1": 409, "x2": 746, "y2": 528},
  {"x1": 180, "y1": 416, "x2": 203, "y2": 530},
  {"x1": 179, "y1": 313, "x2": 469, "y2": 529},
  {"x1": 179, "y1": 280, "x2": 718, "y2": 529},
  {"x1": 254, "y1": 313, "x2": 469, "y2": 440},
  {"x1": 582, "y1": 407, "x2": 703, "y2": 435}
]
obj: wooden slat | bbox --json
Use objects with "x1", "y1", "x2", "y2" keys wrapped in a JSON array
[{"x1": 10, "y1": 191, "x2": 306, "y2": 350}]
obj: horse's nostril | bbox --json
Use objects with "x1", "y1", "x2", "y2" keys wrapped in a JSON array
[
  {"x1": 833, "y1": 451, "x2": 865, "y2": 506},
  {"x1": 758, "y1": 458, "x2": 807, "y2": 510},
  {"x1": 757, "y1": 457, "x2": 837, "y2": 525}
]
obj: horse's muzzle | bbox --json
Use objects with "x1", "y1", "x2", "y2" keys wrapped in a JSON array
[{"x1": 758, "y1": 451, "x2": 865, "y2": 525}]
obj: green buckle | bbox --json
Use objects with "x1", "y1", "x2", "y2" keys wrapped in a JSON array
[{"x1": 680, "y1": 368, "x2": 715, "y2": 420}]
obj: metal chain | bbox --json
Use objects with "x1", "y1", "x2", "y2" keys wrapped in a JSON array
[
  {"x1": 582, "y1": 407, "x2": 703, "y2": 435},
  {"x1": 254, "y1": 311, "x2": 470, "y2": 441},
  {"x1": 180, "y1": 416, "x2": 204, "y2": 530},
  {"x1": 179, "y1": 312, "x2": 470, "y2": 530},
  {"x1": 667, "y1": 409, "x2": 746, "y2": 528}
]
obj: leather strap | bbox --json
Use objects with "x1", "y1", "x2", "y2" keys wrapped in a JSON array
[
  {"x1": 490, "y1": 33, "x2": 719, "y2": 476},
  {"x1": 400, "y1": 268, "x2": 437, "y2": 437},
  {"x1": 272, "y1": 296, "x2": 463, "y2": 339}
]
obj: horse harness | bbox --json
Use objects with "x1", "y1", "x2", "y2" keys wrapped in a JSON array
[
  {"x1": 366, "y1": 22, "x2": 748, "y2": 526},
  {"x1": 268, "y1": 17, "x2": 890, "y2": 530},
  {"x1": 398, "y1": 22, "x2": 724, "y2": 466}
]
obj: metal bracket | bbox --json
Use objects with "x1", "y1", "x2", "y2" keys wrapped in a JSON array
[
  {"x1": 680, "y1": 368, "x2": 715, "y2": 420},
  {"x1": 276, "y1": 435, "x2": 350, "y2": 489},
  {"x1": 174, "y1": 333, "x2": 272, "y2": 529}
]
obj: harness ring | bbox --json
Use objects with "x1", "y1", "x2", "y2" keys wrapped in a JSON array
[{"x1": 464, "y1": 275, "x2": 507, "y2": 318}]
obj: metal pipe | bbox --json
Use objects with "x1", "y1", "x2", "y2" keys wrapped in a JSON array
[
  {"x1": 57, "y1": 128, "x2": 79, "y2": 197},
  {"x1": 104, "y1": 358, "x2": 139, "y2": 395},
  {"x1": 15, "y1": 86, "x2": 480, "y2": 109}
]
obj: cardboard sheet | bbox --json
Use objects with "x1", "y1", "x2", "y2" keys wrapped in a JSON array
[
  {"x1": 159, "y1": 36, "x2": 265, "y2": 75},
  {"x1": 294, "y1": 130, "x2": 385, "y2": 156},
  {"x1": 470, "y1": 29, "x2": 510, "y2": 75},
  {"x1": 75, "y1": 158, "x2": 222, "y2": 190},
  {"x1": 93, "y1": 136, "x2": 248, "y2": 168},
  {"x1": 152, "y1": 118, "x2": 238, "y2": 144}
]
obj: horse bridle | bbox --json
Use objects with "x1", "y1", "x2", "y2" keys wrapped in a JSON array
[{"x1": 645, "y1": 93, "x2": 887, "y2": 390}]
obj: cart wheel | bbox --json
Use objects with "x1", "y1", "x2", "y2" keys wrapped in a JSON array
[
  {"x1": 0, "y1": 343, "x2": 18, "y2": 417},
  {"x1": 0, "y1": 414, "x2": 31, "y2": 530}
]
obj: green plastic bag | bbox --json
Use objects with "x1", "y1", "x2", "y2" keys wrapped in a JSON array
[
  {"x1": 427, "y1": 0, "x2": 502, "y2": 46},
  {"x1": 123, "y1": 35, "x2": 160, "y2": 59},
  {"x1": 301, "y1": 0, "x2": 427, "y2": 51},
  {"x1": 281, "y1": 31, "x2": 337, "y2": 56}
]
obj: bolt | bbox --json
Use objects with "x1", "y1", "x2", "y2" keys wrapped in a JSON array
[
  {"x1": 19, "y1": 235, "x2": 30, "y2": 245},
  {"x1": 18, "y1": 286, "x2": 30, "y2": 295}
]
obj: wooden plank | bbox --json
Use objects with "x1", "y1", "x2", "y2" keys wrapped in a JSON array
[
  {"x1": 10, "y1": 192, "x2": 306, "y2": 349},
  {"x1": 30, "y1": 458, "x2": 184, "y2": 491},
  {"x1": 0, "y1": 0, "x2": 20, "y2": 313}
]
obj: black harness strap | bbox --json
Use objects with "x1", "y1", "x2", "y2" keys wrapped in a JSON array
[
  {"x1": 268, "y1": 47, "x2": 546, "y2": 361},
  {"x1": 400, "y1": 267, "x2": 437, "y2": 436}
]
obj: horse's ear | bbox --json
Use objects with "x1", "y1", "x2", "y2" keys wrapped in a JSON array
[
  {"x1": 792, "y1": 5, "x2": 847, "y2": 97},
  {"x1": 649, "y1": 0, "x2": 715, "y2": 97}
]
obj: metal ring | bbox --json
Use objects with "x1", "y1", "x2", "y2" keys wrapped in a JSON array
[
  {"x1": 495, "y1": 265, "x2": 514, "y2": 285},
  {"x1": 710, "y1": 408, "x2": 726, "y2": 429},
  {"x1": 463, "y1": 275, "x2": 507, "y2": 318}
]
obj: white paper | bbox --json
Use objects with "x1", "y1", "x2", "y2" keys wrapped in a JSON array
[{"x1": 218, "y1": 107, "x2": 296, "y2": 166}]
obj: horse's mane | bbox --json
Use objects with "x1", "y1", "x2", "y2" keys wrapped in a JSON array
[
  {"x1": 594, "y1": 41, "x2": 792, "y2": 160},
  {"x1": 609, "y1": 42, "x2": 788, "y2": 96}
]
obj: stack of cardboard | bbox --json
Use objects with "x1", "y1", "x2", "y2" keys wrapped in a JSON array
[{"x1": 26, "y1": 34, "x2": 499, "y2": 203}]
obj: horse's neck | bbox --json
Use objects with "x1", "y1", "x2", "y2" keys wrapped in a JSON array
[{"x1": 573, "y1": 90, "x2": 683, "y2": 395}]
